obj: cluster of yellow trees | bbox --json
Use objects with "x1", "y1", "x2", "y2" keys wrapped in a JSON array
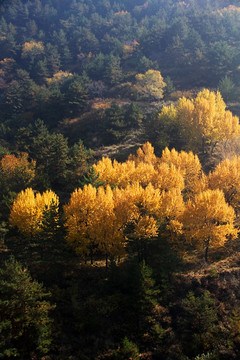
[
  {"x1": 10, "y1": 188, "x2": 59, "y2": 237},
  {"x1": 158, "y1": 89, "x2": 240, "y2": 153},
  {"x1": 9, "y1": 142, "x2": 240, "y2": 262}
]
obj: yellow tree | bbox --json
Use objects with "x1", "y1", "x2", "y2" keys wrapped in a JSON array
[
  {"x1": 160, "y1": 147, "x2": 207, "y2": 199},
  {"x1": 94, "y1": 147, "x2": 157, "y2": 188},
  {"x1": 128, "y1": 142, "x2": 158, "y2": 166},
  {"x1": 158, "y1": 89, "x2": 240, "y2": 153},
  {"x1": 64, "y1": 184, "x2": 126, "y2": 264},
  {"x1": 94, "y1": 143, "x2": 186, "y2": 191},
  {"x1": 113, "y1": 182, "x2": 185, "y2": 261},
  {"x1": 114, "y1": 183, "x2": 160, "y2": 261},
  {"x1": 179, "y1": 189, "x2": 237, "y2": 262},
  {"x1": 93, "y1": 152, "x2": 156, "y2": 188},
  {"x1": 208, "y1": 156, "x2": 240, "y2": 210},
  {"x1": 63, "y1": 184, "x2": 97, "y2": 261},
  {"x1": 94, "y1": 185, "x2": 125, "y2": 264},
  {"x1": 9, "y1": 188, "x2": 59, "y2": 237},
  {"x1": 132, "y1": 69, "x2": 166, "y2": 101},
  {"x1": 93, "y1": 157, "x2": 117, "y2": 186},
  {"x1": 21, "y1": 41, "x2": 44, "y2": 61},
  {"x1": 1, "y1": 153, "x2": 36, "y2": 190},
  {"x1": 151, "y1": 162, "x2": 184, "y2": 193}
]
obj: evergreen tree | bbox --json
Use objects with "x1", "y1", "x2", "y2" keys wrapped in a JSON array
[
  {"x1": 0, "y1": 256, "x2": 54, "y2": 359},
  {"x1": 105, "y1": 54, "x2": 123, "y2": 85},
  {"x1": 181, "y1": 291, "x2": 219, "y2": 357},
  {"x1": 124, "y1": 102, "x2": 143, "y2": 128},
  {"x1": 103, "y1": 103, "x2": 126, "y2": 143},
  {"x1": 218, "y1": 75, "x2": 236, "y2": 102},
  {"x1": 65, "y1": 78, "x2": 89, "y2": 116}
]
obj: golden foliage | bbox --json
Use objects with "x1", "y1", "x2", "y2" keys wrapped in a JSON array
[
  {"x1": 9, "y1": 188, "x2": 59, "y2": 237},
  {"x1": 208, "y1": 156, "x2": 240, "y2": 210},
  {"x1": 67, "y1": 142, "x2": 239, "y2": 261},
  {"x1": 114, "y1": 10, "x2": 129, "y2": 16},
  {"x1": 22, "y1": 41, "x2": 44, "y2": 57},
  {"x1": 1, "y1": 153, "x2": 36, "y2": 188},
  {"x1": 161, "y1": 147, "x2": 207, "y2": 198},
  {"x1": 158, "y1": 89, "x2": 240, "y2": 152},
  {"x1": 179, "y1": 189, "x2": 237, "y2": 253},
  {"x1": 64, "y1": 184, "x2": 125, "y2": 258},
  {"x1": 46, "y1": 70, "x2": 73, "y2": 84},
  {"x1": 64, "y1": 177, "x2": 187, "y2": 259},
  {"x1": 128, "y1": 142, "x2": 158, "y2": 166},
  {"x1": 132, "y1": 70, "x2": 166, "y2": 100}
]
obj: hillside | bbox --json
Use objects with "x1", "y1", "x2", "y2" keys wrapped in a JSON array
[{"x1": 1, "y1": 1, "x2": 240, "y2": 359}]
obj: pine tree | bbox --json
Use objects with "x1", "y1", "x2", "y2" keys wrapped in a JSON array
[{"x1": 0, "y1": 256, "x2": 54, "y2": 359}]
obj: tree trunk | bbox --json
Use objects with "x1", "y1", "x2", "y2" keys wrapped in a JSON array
[
  {"x1": 90, "y1": 246, "x2": 93, "y2": 265},
  {"x1": 205, "y1": 239, "x2": 210, "y2": 263},
  {"x1": 105, "y1": 253, "x2": 108, "y2": 267}
]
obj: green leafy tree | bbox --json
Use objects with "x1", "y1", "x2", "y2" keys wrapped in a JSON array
[
  {"x1": 164, "y1": 76, "x2": 175, "y2": 97},
  {"x1": 209, "y1": 41, "x2": 236, "y2": 78}
]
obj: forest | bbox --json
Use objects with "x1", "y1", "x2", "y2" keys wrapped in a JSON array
[{"x1": 1, "y1": 0, "x2": 240, "y2": 359}]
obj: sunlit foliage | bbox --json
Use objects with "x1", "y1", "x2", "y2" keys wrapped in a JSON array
[
  {"x1": 9, "y1": 188, "x2": 59, "y2": 237},
  {"x1": 208, "y1": 156, "x2": 240, "y2": 211},
  {"x1": 175, "y1": 189, "x2": 238, "y2": 261},
  {"x1": 158, "y1": 89, "x2": 240, "y2": 153},
  {"x1": 21, "y1": 41, "x2": 44, "y2": 58},
  {"x1": 1, "y1": 153, "x2": 36, "y2": 189},
  {"x1": 132, "y1": 70, "x2": 166, "y2": 101}
]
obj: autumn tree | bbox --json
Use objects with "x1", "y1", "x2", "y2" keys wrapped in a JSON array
[
  {"x1": 21, "y1": 41, "x2": 44, "y2": 59},
  {"x1": 94, "y1": 143, "x2": 185, "y2": 192},
  {"x1": 114, "y1": 183, "x2": 159, "y2": 262},
  {"x1": 64, "y1": 184, "x2": 125, "y2": 265},
  {"x1": 161, "y1": 147, "x2": 207, "y2": 199},
  {"x1": 0, "y1": 153, "x2": 36, "y2": 219},
  {"x1": 132, "y1": 70, "x2": 166, "y2": 101},
  {"x1": 9, "y1": 188, "x2": 59, "y2": 237},
  {"x1": 208, "y1": 156, "x2": 240, "y2": 211},
  {"x1": 64, "y1": 180, "x2": 183, "y2": 264},
  {"x1": 114, "y1": 183, "x2": 184, "y2": 261},
  {"x1": 158, "y1": 89, "x2": 240, "y2": 154},
  {"x1": 0, "y1": 152, "x2": 36, "y2": 192},
  {"x1": 178, "y1": 189, "x2": 237, "y2": 262},
  {"x1": 93, "y1": 156, "x2": 154, "y2": 188},
  {"x1": 128, "y1": 142, "x2": 158, "y2": 166}
]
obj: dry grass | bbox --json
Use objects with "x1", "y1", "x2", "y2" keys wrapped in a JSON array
[
  {"x1": 178, "y1": 235, "x2": 240, "y2": 280},
  {"x1": 94, "y1": 128, "x2": 144, "y2": 161},
  {"x1": 90, "y1": 97, "x2": 131, "y2": 110}
]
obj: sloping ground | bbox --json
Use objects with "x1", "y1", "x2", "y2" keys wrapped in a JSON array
[
  {"x1": 173, "y1": 252, "x2": 240, "y2": 304},
  {"x1": 161, "y1": 242, "x2": 240, "y2": 359},
  {"x1": 94, "y1": 128, "x2": 144, "y2": 161}
]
